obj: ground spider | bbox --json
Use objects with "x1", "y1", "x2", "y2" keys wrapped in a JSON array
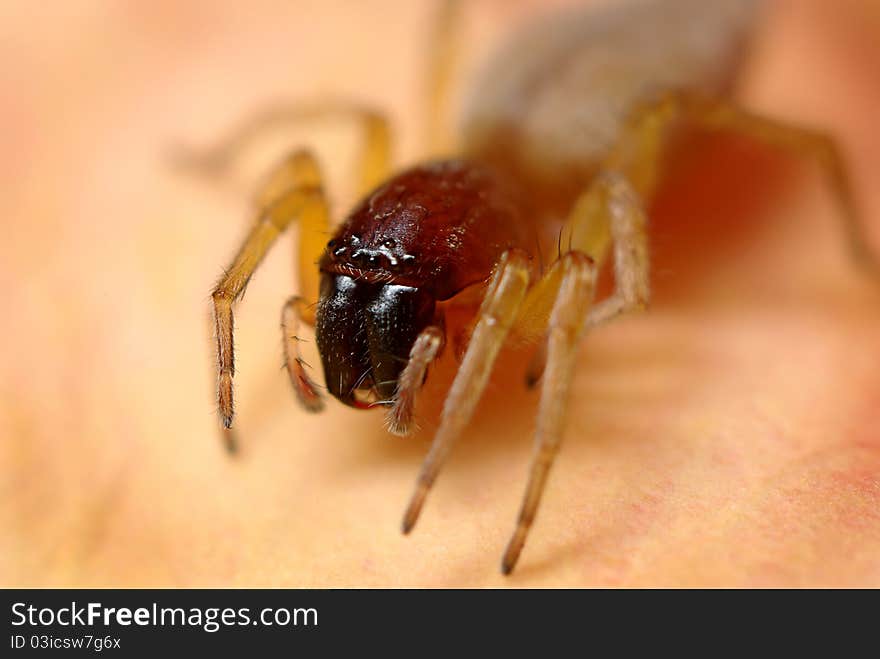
[{"x1": 189, "y1": 0, "x2": 877, "y2": 574}]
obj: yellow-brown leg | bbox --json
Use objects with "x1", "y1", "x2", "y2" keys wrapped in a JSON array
[
  {"x1": 525, "y1": 171, "x2": 649, "y2": 383},
  {"x1": 582, "y1": 172, "x2": 651, "y2": 329},
  {"x1": 204, "y1": 101, "x2": 397, "y2": 439},
  {"x1": 211, "y1": 150, "x2": 329, "y2": 431},
  {"x1": 175, "y1": 101, "x2": 392, "y2": 198},
  {"x1": 281, "y1": 296, "x2": 324, "y2": 413},
  {"x1": 402, "y1": 249, "x2": 531, "y2": 533},
  {"x1": 496, "y1": 93, "x2": 872, "y2": 573},
  {"x1": 500, "y1": 89, "x2": 876, "y2": 570},
  {"x1": 605, "y1": 91, "x2": 878, "y2": 271},
  {"x1": 424, "y1": 0, "x2": 464, "y2": 156},
  {"x1": 500, "y1": 175, "x2": 645, "y2": 574},
  {"x1": 386, "y1": 325, "x2": 445, "y2": 437},
  {"x1": 501, "y1": 251, "x2": 596, "y2": 574}
]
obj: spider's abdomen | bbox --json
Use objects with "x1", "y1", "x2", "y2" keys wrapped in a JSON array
[
  {"x1": 318, "y1": 159, "x2": 536, "y2": 301},
  {"x1": 462, "y1": 0, "x2": 759, "y2": 210}
]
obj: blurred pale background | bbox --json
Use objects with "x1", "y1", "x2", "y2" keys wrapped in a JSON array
[{"x1": 1, "y1": 0, "x2": 879, "y2": 586}]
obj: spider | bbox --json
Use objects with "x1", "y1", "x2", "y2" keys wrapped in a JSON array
[{"x1": 189, "y1": 0, "x2": 877, "y2": 574}]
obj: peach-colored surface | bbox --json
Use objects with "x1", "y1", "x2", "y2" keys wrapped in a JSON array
[{"x1": 1, "y1": 0, "x2": 879, "y2": 587}]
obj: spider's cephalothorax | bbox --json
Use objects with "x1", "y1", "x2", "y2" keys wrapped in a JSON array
[{"x1": 314, "y1": 159, "x2": 532, "y2": 408}]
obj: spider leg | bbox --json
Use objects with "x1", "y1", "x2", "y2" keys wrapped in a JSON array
[
  {"x1": 386, "y1": 325, "x2": 445, "y2": 437},
  {"x1": 501, "y1": 251, "x2": 596, "y2": 575},
  {"x1": 205, "y1": 104, "x2": 397, "y2": 440},
  {"x1": 424, "y1": 0, "x2": 464, "y2": 155},
  {"x1": 583, "y1": 172, "x2": 651, "y2": 330},
  {"x1": 605, "y1": 91, "x2": 878, "y2": 272},
  {"x1": 281, "y1": 296, "x2": 324, "y2": 413},
  {"x1": 174, "y1": 101, "x2": 391, "y2": 197},
  {"x1": 402, "y1": 249, "x2": 531, "y2": 533},
  {"x1": 522, "y1": 170, "x2": 649, "y2": 389},
  {"x1": 212, "y1": 150, "x2": 329, "y2": 431},
  {"x1": 499, "y1": 93, "x2": 874, "y2": 573},
  {"x1": 501, "y1": 175, "x2": 645, "y2": 574}
]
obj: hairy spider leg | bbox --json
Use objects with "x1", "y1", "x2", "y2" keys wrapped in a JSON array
[
  {"x1": 402, "y1": 249, "x2": 532, "y2": 533},
  {"x1": 502, "y1": 252, "x2": 596, "y2": 574},
  {"x1": 502, "y1": 175, "x2": 648, "y2": 574},
  {"x1": 211, "y1": 151, "x2": 330, "y2": 431},
  {"x1": 522, "y1": 170, "x2": 650, "y2": 384},
  {"x1": 582, "y1": 172, "x2": 652, "y2": 330},
  {"x1": 174, "y1": 101, "x2": 391, "y2": 198},
  {"x1": 519, "y1": 90, "x2": 878, "y2": 404},
  {"x1": 386, "y1": 325, "x2": 446, "y2": 436},
  {"x1": 282, "y1": 296, "x2": 325, "y2": 412},
  {"x1": 605, "y1": 91, "x2": 878, "y2": 273},
  {"x1": 195, "y1": 103, "x2": 394, "y2": 445},
  {"x1": 502, "y1": 88, "x2": 878, "y2": 572}
]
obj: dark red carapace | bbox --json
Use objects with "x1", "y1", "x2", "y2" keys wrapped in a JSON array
[{"x1": 315, "y1": 161, "x2": 536, "y2": 407}]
